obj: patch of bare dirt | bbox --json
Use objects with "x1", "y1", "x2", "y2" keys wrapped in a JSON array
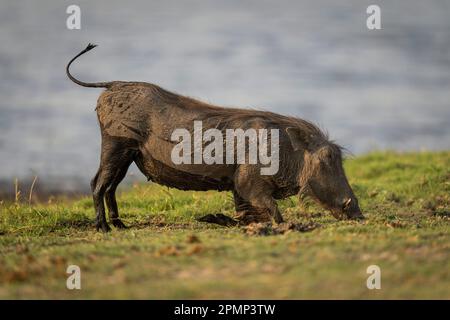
[
  {"x1": 244, "y1": 222, "x2": 320, "y2": 236},
  {"x1": 187, "y1": 244, "x2": 204, "y2": 255},
  {"x1": 0, "y1": 254, "x2": 67, "y2": 283},
  {"x1": 155, "y1": 243, "x2": 206, "y2": 257},
  {"x1": 186, "y1": 234, "x2": 201, "y2": 244},
  {"x1": 155, "y1": 245, "x2": 183, "y2": 257},
  {"x1": 197, "y1": 212, "x2": 319, "y2": 235}
]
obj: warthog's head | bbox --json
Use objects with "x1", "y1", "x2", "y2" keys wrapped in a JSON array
[{"x1": 286, "y1": 127, "x2": 363, "y2": 220}]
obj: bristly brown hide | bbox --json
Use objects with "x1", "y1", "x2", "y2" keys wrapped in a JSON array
[{"x1": 66, "y1": 44, "x2": 361, "y2": 232}]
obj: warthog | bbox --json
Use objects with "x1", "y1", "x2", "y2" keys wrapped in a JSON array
[{"x1": 67, "y1": 44, "x2": 363, "y2": 232}]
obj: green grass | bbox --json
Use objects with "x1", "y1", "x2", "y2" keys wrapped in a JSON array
[{"x1": 0, "y1": 151, "x2": 449, "y2": 299}]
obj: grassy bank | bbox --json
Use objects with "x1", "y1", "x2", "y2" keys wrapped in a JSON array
[{"x1": 0, "y1": 151, "x2": 449, "y2": 299}]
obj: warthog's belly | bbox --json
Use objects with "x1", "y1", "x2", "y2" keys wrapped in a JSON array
[
  {"x1": 134, "y1": 152, "x2": 234, "y2": 192},
  {"x1": 133, "y1": 134, "x2": 236, "y2": 192}
]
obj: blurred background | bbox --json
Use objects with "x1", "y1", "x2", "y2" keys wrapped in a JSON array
[{"x1": 0, "y1": 0, "x2": 449, "y2": 198}]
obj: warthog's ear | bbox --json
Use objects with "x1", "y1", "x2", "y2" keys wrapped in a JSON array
[{"x1": 286, "y1": 127, "x2": 311, "y2": 152}]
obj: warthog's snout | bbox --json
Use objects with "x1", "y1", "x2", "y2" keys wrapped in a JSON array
[{"x1": 332, "y1": 197, "x2": 364, "y2": 220}]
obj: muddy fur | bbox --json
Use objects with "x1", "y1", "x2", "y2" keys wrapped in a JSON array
[{"x1": 67, "y1": 44, "x2": 363, "y2": 232}]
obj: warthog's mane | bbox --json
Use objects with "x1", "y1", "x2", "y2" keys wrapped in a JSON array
[
  {"x1": 116, "y1": 82, "x2": 339, "y2": 149},
  {"x1": 174, "y1": 86, "x2": 344, "y2": 154}
]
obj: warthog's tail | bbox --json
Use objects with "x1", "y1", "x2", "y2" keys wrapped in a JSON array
[{"x1": 66, "y1": 43, "x2": 112, "y2": 88}]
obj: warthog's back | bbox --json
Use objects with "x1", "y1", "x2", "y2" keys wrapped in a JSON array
[{"x1": 96, "y1": 81, "x2": 320, "y2": 141}]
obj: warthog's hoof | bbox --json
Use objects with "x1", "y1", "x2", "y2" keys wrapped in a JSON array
[
  {"x1": 111, "y1": 219, "x2": 128, "y2": 229},
  {"x1": 95, "y1": 221, "x2": 111, "y2": 233},
  {"x1": 235, "y1": 211, "x2": 271, "y2": 225}
]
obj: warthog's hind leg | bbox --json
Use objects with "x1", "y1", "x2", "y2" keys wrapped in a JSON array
[
  {"x1": 91, "y1": 136, "x2": 136, "y2": 232},
  {"x1": 104, "y1": 155, "x2": 134, "y2": 229}
]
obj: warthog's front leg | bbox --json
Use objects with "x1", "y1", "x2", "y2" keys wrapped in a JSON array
[
  {"x1": 233, "y1": 190, "x2": 271, "y2": 224},
  {"x1": 247, "y1": 195, "x2": 283, "y2": 224},
  {"x1": 234, "y1": 165, "x2": 284, "y2": 224}
]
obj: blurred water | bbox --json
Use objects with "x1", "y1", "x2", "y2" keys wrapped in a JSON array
[{"x1": 0, "y1": 0, "x2": 449, "y2": 191}]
